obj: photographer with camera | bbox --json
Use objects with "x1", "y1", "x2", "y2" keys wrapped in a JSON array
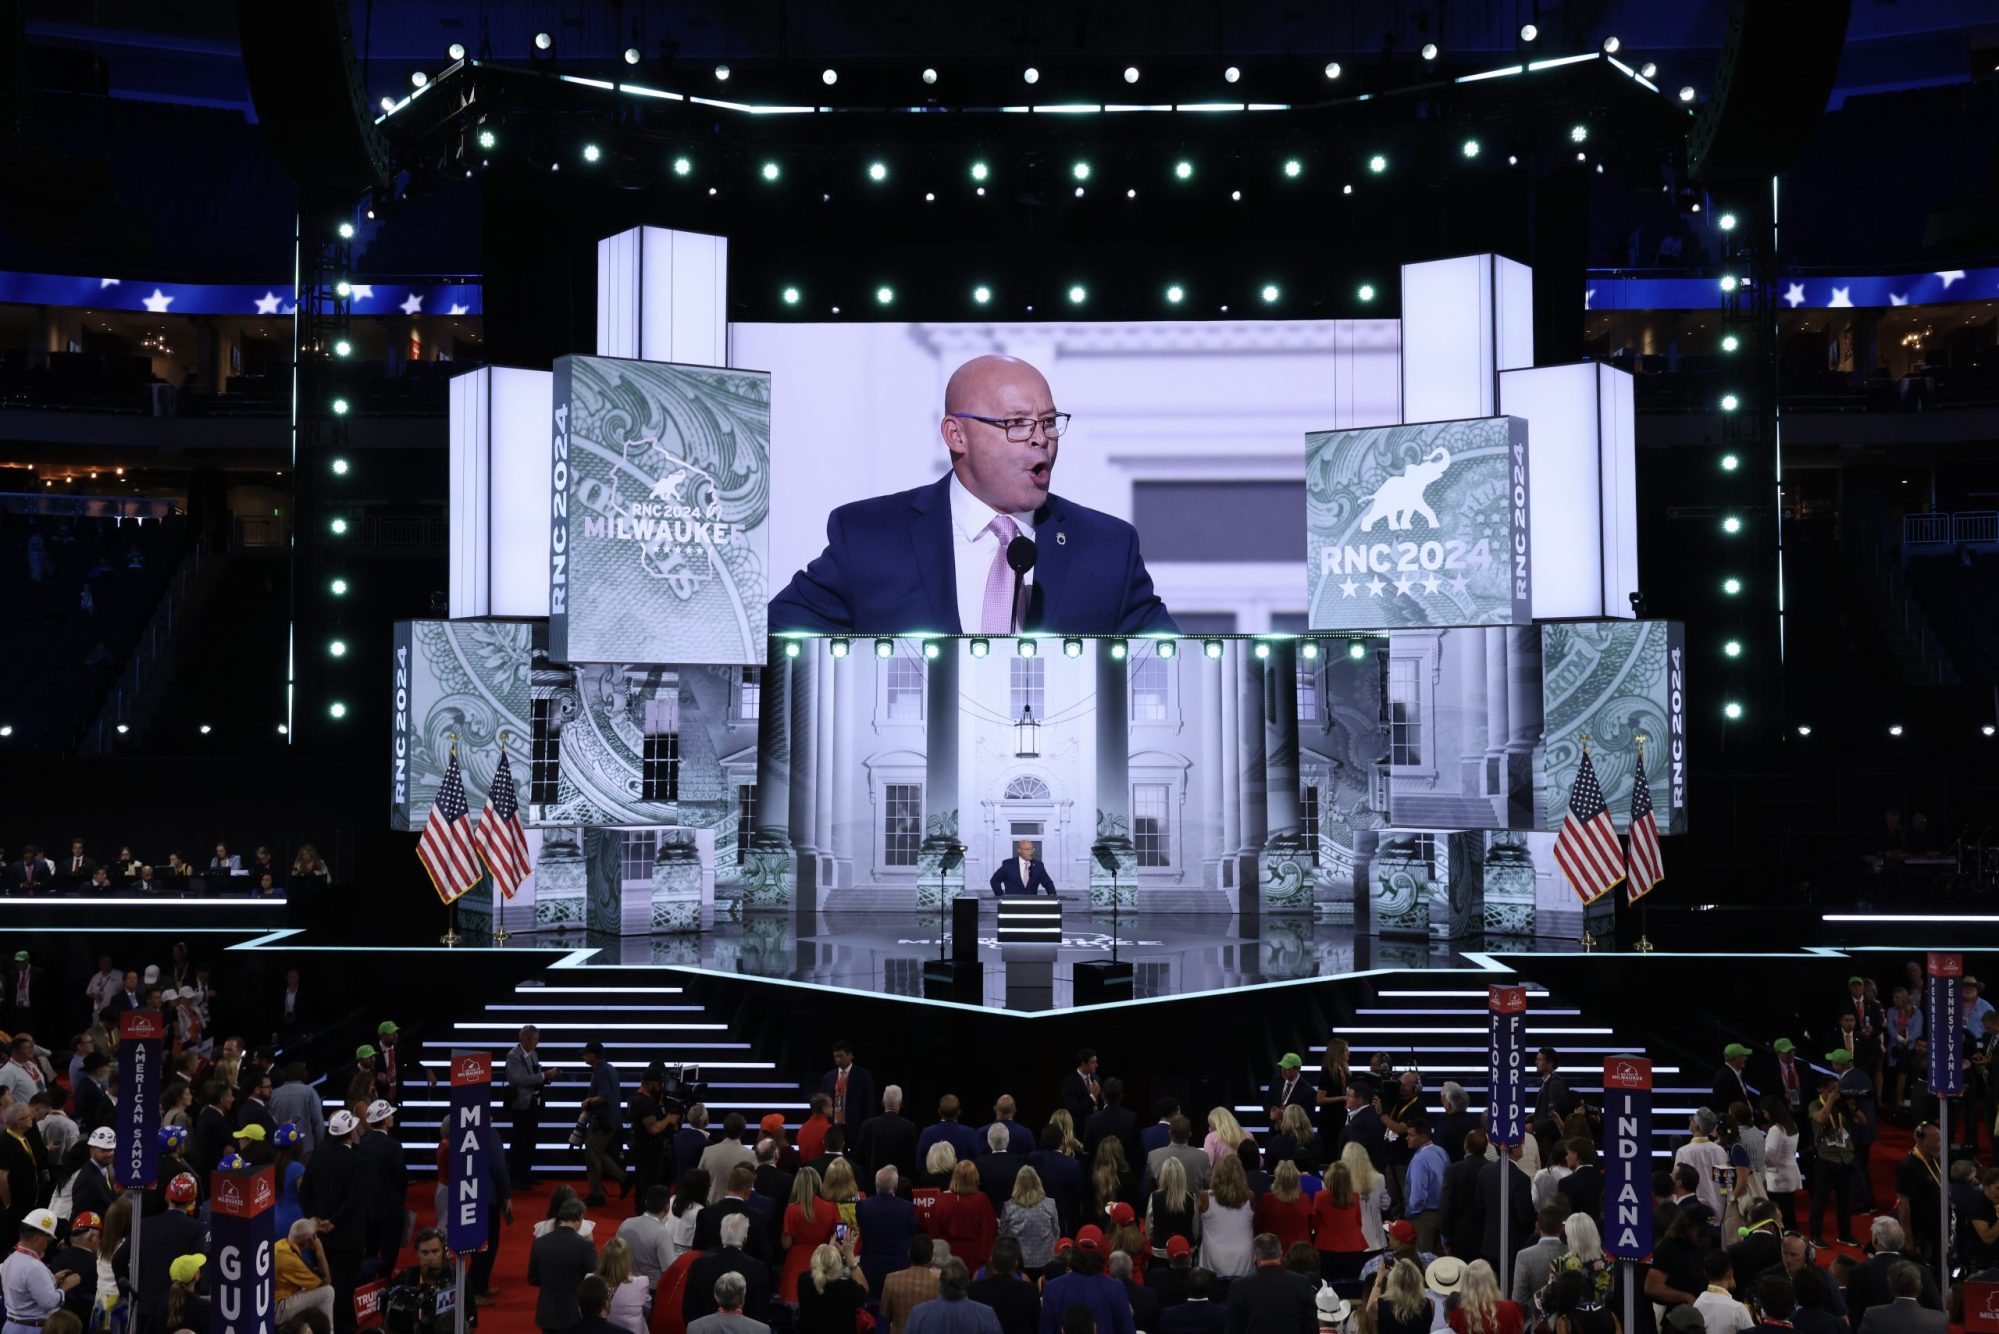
[
  {"x1": 383, "y1": 1226, "x2": 471, "y2": 1333},
  {"x1": 1809, "y1": 1074, "x2": 1862, "y2": 1248}
]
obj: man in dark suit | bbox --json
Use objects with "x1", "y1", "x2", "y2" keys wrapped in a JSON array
[
  {"x1": 1223, "y1": 1234, "x2": 1316, "y2": 1334},
  {"x1": 1335, "y1": 1082, "x2": 1388, "y2": 1172},
  {"x1": 1062, "y1": 1049, "x2": 1107, "y2": 1130},
  {"x1": 991, "y1": 841, "x2": 1058, "y2": 897},
  {"x1": 1533, "y1": 1049, "x2": 1575, "y2": 1122},
  {"x1": 1141, "y1": 1100, "x2": 1180, "y2": 1157},
  {"x1": 1710, "y1": 1043, "x2": 1756, "y2": 1115},
  {"x1": 2, "y1": 846, "x2": 53, "y2": 896},
  {"x1": 529, "y1": 1197, "x2": 599, "y2": 1333},
  {"x1": 1847, "y1": 1218, "x2": 1941, "y2": 1330},
  {"x1": 768, "y1": 355, "x2": 1178, "y2": 637},
  {"x1": 73, "y1": 1053, "x2": 111, "y2": 1132},
  {"x1": 1264, "y1": 1054, "x2": 1314, "y2": 1126},
  {"x1": 693, "y1": 1163, "x2": 776, "y2": 1264},
  {"x1": 682, "y1": 1212, "x2": 773, "y2": 1326},
  {"x1": 1845, "y1": 976, "x2": 1887, "y2": 1073},
  {"x1": 1477, "y1": 1143, "x2": 1536, "y2": 1273},
  {"x1": 822, "y1": 1038, "x2": 878, "y2": 1133},
  {"x1": 1084, "y1": 1077, "x2": 1140, "y2": 1167},
  {"x1": 858, "y1": 1167, "x2": 919, "y2": 1292},
  {"x1": 56, "y1": 840, "x2": 95, "y2": 893},
  {"x1": 1440, "y1": 1128, "x2": 1489, "y2": 1258},
  {"x1": 299, "y1": 1111, "x2": 368, "y2": 1331},
  {"x1": 1110, "y1": 1251, "x2": 1162, "y2": 1334},
  {"x1": 977, "y1": 1124, "x2": 1029, "y2": 1211},
  {"x1": 674, "y1": 1105, "x2": 715, "y2": 1184},
  {"x1": 984, "y1": 1096, "x2": 1036, "y2": 1156},
  {"x1": 855, "y1": 1085, "x2": 919, "y2": 1184},
  {"x1": 1, "y1": 951, "x2": 46, "y2": 1040},
  {"x1": 1160, "y1": 1267, "x2": 1226, "y2": 1334},
  {"x1": 1853, "y1": 1262, "x2": 1945, "y2": 1334}
]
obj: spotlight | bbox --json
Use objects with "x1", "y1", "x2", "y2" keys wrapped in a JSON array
[
  {"x1": 1157, "y1": 640, "x2": 1177, "y2": 659},
  {"x1": 335, "y1": 281, "x2": 351, "y2": 297},
  {"x1": 1368, "y1": 154, "x2": 1387, "y2": 173},
  {"x1": 1722, "y1": 577, "x2": 1742, "y2": 595},
  {"x1": 1720, "y1": 394, "x2": 1740, "y2": 412},
  {"x1": 822, "y1": 68, "x2": 838, "y2": 85},
  {"x1": 1462, "y1": 139, "x2": 1480, "y2": 158},
  {"x1": 969, "y1": 639, "x2": 989, "y2": 658},
  {"x1": 199, "y1": 724, "x2": 213, "y2": 735},
  {"x1": 411, "y1": 71, "x2": 428, "y2": 88},
  {"x1": 1723, "y1": 640, "x2": 1741, "y2": 658},
  {"x1": 761, "y1": 161, "x2": 780, "y2": 181},
  {"x1": 583, "y1": 143, "x2": 601, "y2": 163},
  {"x1": 715, "y1": 64, "x2": 730, "y2": 81},
  {"x1": 1024, "y1": 67, "x2": 1040, "y2": 84},
  {"x1": 448, "y1": 42, "x2": 466, "y2": 60},
  {"x1": 1110, "y1": 640, "x2": 1128, "y2": 660},
  {"x1": 973, "y1": 285, "x2": 991, "y2": 304},
  {"x1": 625, "y1": 48, "x2": 642, "y2": 66},
  {"x1": 1123, "y1": 66, "x2": 1140, "y2": 84},
  {"x1": 1641, "y1": 62, "x2": 1658, "y2": 79},
  {"x1": 672, "y1": 156, "x2": 691, "y2": 175},
  {"x1": 1797, "y1": 724, "x2": 1813, "y2": 737},
  {"x1": 1889, "y1": 724, "x2": 1904, "y2": 737},
  {"x1": 1018, "y1": 638, "x2": 1038, "y2": 657},
  {"x1": 1253, "y1": 641, "x2": 1271, "y2": 659},
  {"x1": 1602, "y1": 36, "x2": 1621, "y2": 53},
  {"x1": 1508, "y1": 155, "x2": 1518, "y2": 165},
  {"x1": 1348, "y1": 641, "x2": 1368, "y2": 660},
  {"x1": 1068, "y1": 285, "x2": 1086, "y2": 304},
  {"x1": 782, "y1": 287, "x2": 800, "y2": 305},
  {"x1": 1720, "y1": 453, "x2": 1740, "y2": 472},
  {"x1": 1343, "y1": 184, "x2": 1353, "y2": 194},
  {"x1": 334, "y1": 339, "x2": 352, "y2": 358},
  {"x1": 337, "y1": 221, "x2": 355, "y2": 239},
  {"x1": 1300, "y1": 641, "x2": 1318, "y2": 660},
  {"x1": 1984, "y1": 725, "x2": 1997, "y2": 737},
  {"x1": 876, "y1": 286, "x2": 894, "y2": 305},
  {"x1": 1072, "y1": 161, "x2": 1091, "y2": 181},
  {"x1": 277, "y1": 724, "x2": 289, "y2": 735},
  {"x1": 1283, "y1": 158, "x2": 1302, "y2": 178},
  {"x1": 534, "y1": 32, "x2": 553, "y2": 51},
  {"x1": 830, "y1": 639, "x2": 850, "y2": 658},
  {"x1": 329, "y1": 517, "x2": 348, "y2": 535},
  {"x1": 1679, "y1": 85, "x2": 1696, "y2": 102},
  {"x1": 970, "y1": 161, "x2": 989, "y2": 181},
  {"x1": 923, "y1": 640, "x2": 940, "y2": 659},
  {"x1": 331, "y1": 398, "x2": 349, "y2": 416},
  {"x1": 922, "y1": 68, "x2": 938, "y2": 85},
  {"x1": 1722, "y1": 335, "x2": 1740, "y2": 353},
  {"x1": 116, "y1": 724, "x2": 130, "y2": 735},
  {"x1": 1324, "y1": 61, "x2": 1342, "y2": 79},
  {"x1": 329, "y1": 702, "x2": 348, "y2": 720},
  {"x1": 1203, "y1": 640, "x2": 1224, "y2": 659},
  {"x1": 1723, "y1": 701, "x2": 1742, "y2": 720},
  {"x1": 1165, "y1": 284, "x2": 1184, "y2": 304},
  {"x1": 331, "y1": 458, "x2": 350, "y2": 475},
  {"x1": 1063, "y1": 638, "x2": 1083, "y2": 658},
  {"x1": 1175, "y1": 160, "x2": 1193, "y2": 180},
  {"x1": 329, "y1": 578, "x2": 349, "y2": 596},
  {"x1": 874, "y1": 639, "x2": 894, "y2": 659},
  {"x1": 1719, "y1": 213, "x2": 1738, "y2": 231},
  {"x1": 1357, "y1": 284, "x2": 1376, "y2": 302},
  {"x1": 1720, "y1": 275, "x2": 1739, "y2": 292},
  {"x1": 1224, "y1": 66, "x2": 1241, "y2": 83},
  {"x1": 329, "y1": 639, "x2": 348, "y2": 657},
  {"x1": 1229, "y1": 190, "x2": 1241, "y2": 201},
  {"x1": 1421, "y1": 43, "x2": 1438, "y2": 61},
  {"x1": 1519, "y1": 23, "x2": 1538, "y2": 41},
  {"x1": 868, "y1": 162, "x2": 887, "y2": 181},
  {"x1": 0, "y1": 726, "x2": 10, "y2": 738},
  {"x1": 1260, "y1": 284, "x2": 1280, "y2": 303},
  {"x1": 1570, "y1": 125, "x2": 1589, "y2": 143},
  {"x1": 380, "y1": 97, "x2": 396, "y2": 112},
  {"x1": 1722, "y1": 515, "x2": 1741, "y2": 534},
  {"x1": 478, "y1": 129, "x2": 497, "y2": 150}
]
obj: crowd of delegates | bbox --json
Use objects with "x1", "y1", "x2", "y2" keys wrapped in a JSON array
[
  {"x1": 0, "y1": 838, "x2": 332, "y2": 897},
  {"x1": 513, "y1": 975, "x2": 1999, "y2": 1334}
]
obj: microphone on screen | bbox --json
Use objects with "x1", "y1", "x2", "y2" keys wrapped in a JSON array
[{"x1": 1006, "y1": 536, "x2": 1038, "y2": 634}]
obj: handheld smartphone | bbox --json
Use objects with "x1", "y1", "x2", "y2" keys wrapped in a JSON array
[{"x1": 835, "y1": 1224, "x2": 850, "y2": 1243}]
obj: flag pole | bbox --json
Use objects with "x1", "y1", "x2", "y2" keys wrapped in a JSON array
[
  {"x1": 1633, "y1": 733, "x2": 1656, "y2": 953},
  {"x1": 491, "y1": 730, "x2": 514, "y2": 945},
  {"x1": 1578, "y1": 733, "x2": 1598, "y2": 953},
  {"x1": 441, "y1": 732, "x2": 465, "y2": 947}
]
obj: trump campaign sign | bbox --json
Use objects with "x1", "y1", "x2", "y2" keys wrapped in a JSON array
[
  {"x1": 115, "y1": 1009, "x2": 165, "y2": 1188},
  {"x1": 210, "y1": 1164, "x2": 276, "y2": 1334},
  {"x1": 1487, "y1": 985, "x2": 1528, "y2": 1146},
  {"x1": 1929, "y1": 953, "x2": 1965, "y2": 1097},
  {"x1": 1602, "y1": 1055, "x2": 1654, "y2": 1260},
  {"x1": 448, "y1": 1050, "x2": 495, "y2": 1252}
]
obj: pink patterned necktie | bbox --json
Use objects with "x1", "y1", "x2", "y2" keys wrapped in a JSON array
[{"x1": 979, "y1": 515, "x2": 1022, "y2": 633}]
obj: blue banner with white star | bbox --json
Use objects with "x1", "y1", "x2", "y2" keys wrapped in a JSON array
[
  {"x1": 1587, "y1": 266, "x2": 1999, "y2": 312},
  {"x1": 0, "y1": 271, "x2": 482, "y2": 317}
]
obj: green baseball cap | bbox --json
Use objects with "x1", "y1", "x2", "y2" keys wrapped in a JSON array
[
  {"x1": 1847, "y1": 976, "x2": 1864, "y2": 986},
  {"x1": 1278, "y1": 1053, "x2": 1303, "y2": 1070},
  {"x1": 1723, "y1": 1043, "x2": 1752, "y2": 1058},
  {"x1": 377, "y1": 1020, "x2": 398, "y2": 1036},
  {"x1": 355, "y1": 1044, "x2": 377, "y2": 1061},
  {"x1": 1772, "y1": 1039, "x2": 1796, "y2": 1054},
  {"x1": 1825, "y1": 1049, "x2": 1854, "y2": 1066},
  {"x1": 10, "y1": 951, "x2": 25, "y2": 963}
]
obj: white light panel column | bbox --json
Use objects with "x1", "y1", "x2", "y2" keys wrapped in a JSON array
[
  {"x1": 1499, "y1": 361, "x2": 1637, "y2": 619},
  {"x1": 596, "y1": 226, "x2": 728, "y2": 364},
  {"x1": 448, "y1": 366, "x2": 553, "y2": 618},
  {"x1": 1399, "y1": 254, "x2": 1533, "y2": 424}
]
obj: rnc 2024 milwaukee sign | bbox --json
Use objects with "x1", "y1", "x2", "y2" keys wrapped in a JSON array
[
  {"x1": 548, "y1": 354, "x2": 771, "y2": 667},
  {"x1": 1305, "y1": 416, "x2": 1531, "y2": 631}
]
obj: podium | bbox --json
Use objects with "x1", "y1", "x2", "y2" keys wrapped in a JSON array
[{"x1": 997, "y1": 896, "x2": 1063, "y2": 944}]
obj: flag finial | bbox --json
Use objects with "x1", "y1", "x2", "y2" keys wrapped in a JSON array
[{"x1": 1635, "y1": 732, "x2": 1649, "y2": 745}]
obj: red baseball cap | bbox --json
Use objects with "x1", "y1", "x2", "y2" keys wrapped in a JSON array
[
  {"x1": 760, "y1": 1113, "x2": 787, "y2": 1136},
  {"x1": 1075, "y1": 1225, "x2": 1105, "y2": 1251},
  {"x1": 166, "y1": 1172, "x2": 199, "y2": 1205},
  {"x1": 1054, "y1": 1237, "x2": 1076, "y2": 1255},
  {"x1": 1165, "y1": 1235, "x2": 1192, "y2": 1259},
  {"x1": 1106, "y1": 1202, "x2": 1136, "y2": 1227},
  {"x1": 1386, "y1": 1219, "x2": 1416, "y2": 1245}
]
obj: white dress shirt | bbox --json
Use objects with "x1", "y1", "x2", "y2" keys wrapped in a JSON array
[
  {"x1": 948, "y1": 472, "x2": 1037, "y2": 633},
  {"x1": 1016, "y1": 858, "x2": 1033, "y2": 888}
]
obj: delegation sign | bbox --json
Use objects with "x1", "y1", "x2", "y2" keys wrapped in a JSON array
[
  {"x1": 1601, "y1": 1055, "x2": 1654, "y2": 1260},
  {"x1": 1487, "y1": 985, "x2": 1527, "y2": 1146},
  {"x1": 115, "y1": 1009, "x2": 164, "y2": 1188}
]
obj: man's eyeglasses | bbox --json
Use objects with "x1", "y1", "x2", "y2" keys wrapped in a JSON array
[{"x1": 951, "y1": 413, "x2": 1072, "y2": 442}]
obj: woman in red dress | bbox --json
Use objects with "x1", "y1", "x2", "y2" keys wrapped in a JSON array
[
  {"x1": 931, "y1": 1160, "x2": 997, "y2": 1273},
  {"x1": 1254, "y1": 1160, "x2": 1314, "y2": 1255},
  {"x1": 780, "y1": 1166, "x2": 839, "y2": 1303}
]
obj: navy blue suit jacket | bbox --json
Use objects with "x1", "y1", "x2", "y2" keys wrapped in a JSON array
[
  {"x1": 769, "y1": 474, "x2": 1178, "y2": 635},
  {"x1": 989, "y1": 857, "x2": 1056, "y2": 897}
]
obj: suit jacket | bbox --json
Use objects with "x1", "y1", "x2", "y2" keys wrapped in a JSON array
[
  {"x1": 1478, "y1": 1158, "x2": 1536, "y2": 1271},
  {"x1": 821, "y1": 1064, "x2": 879, "y2": 1129},
  {"x1": 1123, "y1": 1276, "x2": 1164, "y2": 1334},
  {"x1": 1061, "y1": 1071, "x2": 1108, "y2": 1130},
  {"x1": 1143, "y1": 1144, "x2": 1212, "y2": 1197},
  {"x1": 504, "y1": 1044, "x2": 551, "y2": 1112},
  {"x1": 1084, "y1": 1105, "x2": 1140, "y2": 1167},
  {"x1": 1161, "y1": 1301, "x2": 1229, "y2": 1334},
  {"x1": 990, "y1": 858, "x2": 1057, "y2": 897},
  {"x1": 1028, "y1": 1149, "x2": 1086, "y2": 1237},
  {"x1": 683, "y1": 1248, "x2": 773, "y2": 1324},
  {"x1": 857, "y1": 1192, "x2": 918, "y2": 1291},
  {"x1": 769, "y1": 475, "x2": 1178, "y2": 635},
  {"x1": 692, "y1": 1194, "x2": 776, "y2": 1265},
  {"x1": 529, "y1": 1226, "x2": 599, "y2": 1330},
  {"x1": 1708, "y1": 1062, "x2": 1756, "y2": 1114},
  {"x1": 356, "y1": 1129, "x2": 405, "y2": 1224},
  {"x1": 883, "y1": 1262, "x2": 943, "y2": 1334},
  {"x1": 977, "y1": 1151, "x2": 1028, "y2": 1212},
  {"x1": 675, "y1": 1126, "x2": 714, "y2": 1183},
  {"x1": 56, "y1": 855, "x2": 96, "y2": 889},
  {"x1": 1856, "y1": 1298, "x2": 1946, "y2": 1334},
  {"x1": 856, "y1": 1112, "x2": 920, "y2": 1184},
  {"x1": 1533, "y1": 1074, "x2": 1575, "y2": 1122},
  {"x1": 1509, "y1": 1237, "x2": 1566, "y2": 1308},
  {"x1": 70, "y1": 1159, "x2": 115, "y2": 1220},
  {"x1": 969, "y1": 1273, "x2": 1043, "y2": 1334},
  {"x1": 299, "y1": 1141, "x2": 367, "y2": 1251},
  {"x1": 753, "y1": 1163, "x2": 796, "y2": 1209},
  {"x1": 984, "y1": 1120, "x2": 1036, "y2": 1156},
  {"x1": 1263, "y1": 1074, "x2": 1315, "y2": 1117},
  {"x1": 1140, "y1": 1123, "x2": 1175, "y2": 1157},
  {"x1": 1848, "y1": 1252, "x2": 1941, "y2": 1329},
  {"x1": 1221, "y1": 1265, "x2": 1316, "y2": 1334}
]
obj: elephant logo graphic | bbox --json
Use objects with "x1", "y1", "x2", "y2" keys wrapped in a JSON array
[{"x1": 1357, "y1": 447, "x2": 1450, "y2": 531}]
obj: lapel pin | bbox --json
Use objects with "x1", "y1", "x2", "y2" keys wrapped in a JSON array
[{"x1": 1056, "y1": 533, "x2": 1066, "y2": 546}]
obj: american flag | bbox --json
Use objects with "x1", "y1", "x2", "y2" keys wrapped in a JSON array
[
  {"x1": 417, "y1": 749, "x2": 482, "y2": 905},
  {"x1": 1624, "y1": 749, "x2": 1665, "y2": 904},
  {"x1": 473, "y1": 750, "x2": 534, "y2": 901},
  {"x1": 1553, "y1": 746, "x2": 1624, "y2": 904}
]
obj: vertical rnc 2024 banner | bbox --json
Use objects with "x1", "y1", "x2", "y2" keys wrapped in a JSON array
[
  {"x1": 210, "y1": 1164, "x2": 277, "y2": 1334},
  {"x1": 547, "y1": 354, "x2": 771, "y2": 667},
  {"x1": 1929, "y1": 953, "x2": 1966, "y2": 1097},
  {"x1": 448, "y1": 1050, "x2": 495, "y2": 1253},
  {"x1": 1601, "y1": 1055, "x2": 1654, "y2": 1260},
  {"x1": 116, "y1": 1009, "x2": 164, "y2": 1188},
  {"x1": 1487, "y1": 985, "x2": 1527, "y2": 1146}
]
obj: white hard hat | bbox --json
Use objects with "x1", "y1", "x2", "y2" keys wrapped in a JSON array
[
  {"x1": 366, "y1": 1099, "x2": 394, "y2": 1124},
  {"x1": 21, "y1": 1209, "x2": 56, "y2": 1237},
  {"x1": 87, "y1": 1127, "x2": 117, "y2": 1150},
  {"x1": 329, "y1": 1110, "x2": 359, "y2": 1137}
]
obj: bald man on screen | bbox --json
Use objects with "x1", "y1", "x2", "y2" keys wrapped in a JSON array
[{"x1": 768, "y1": 355, "x2": 1178, "y2": 635}]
